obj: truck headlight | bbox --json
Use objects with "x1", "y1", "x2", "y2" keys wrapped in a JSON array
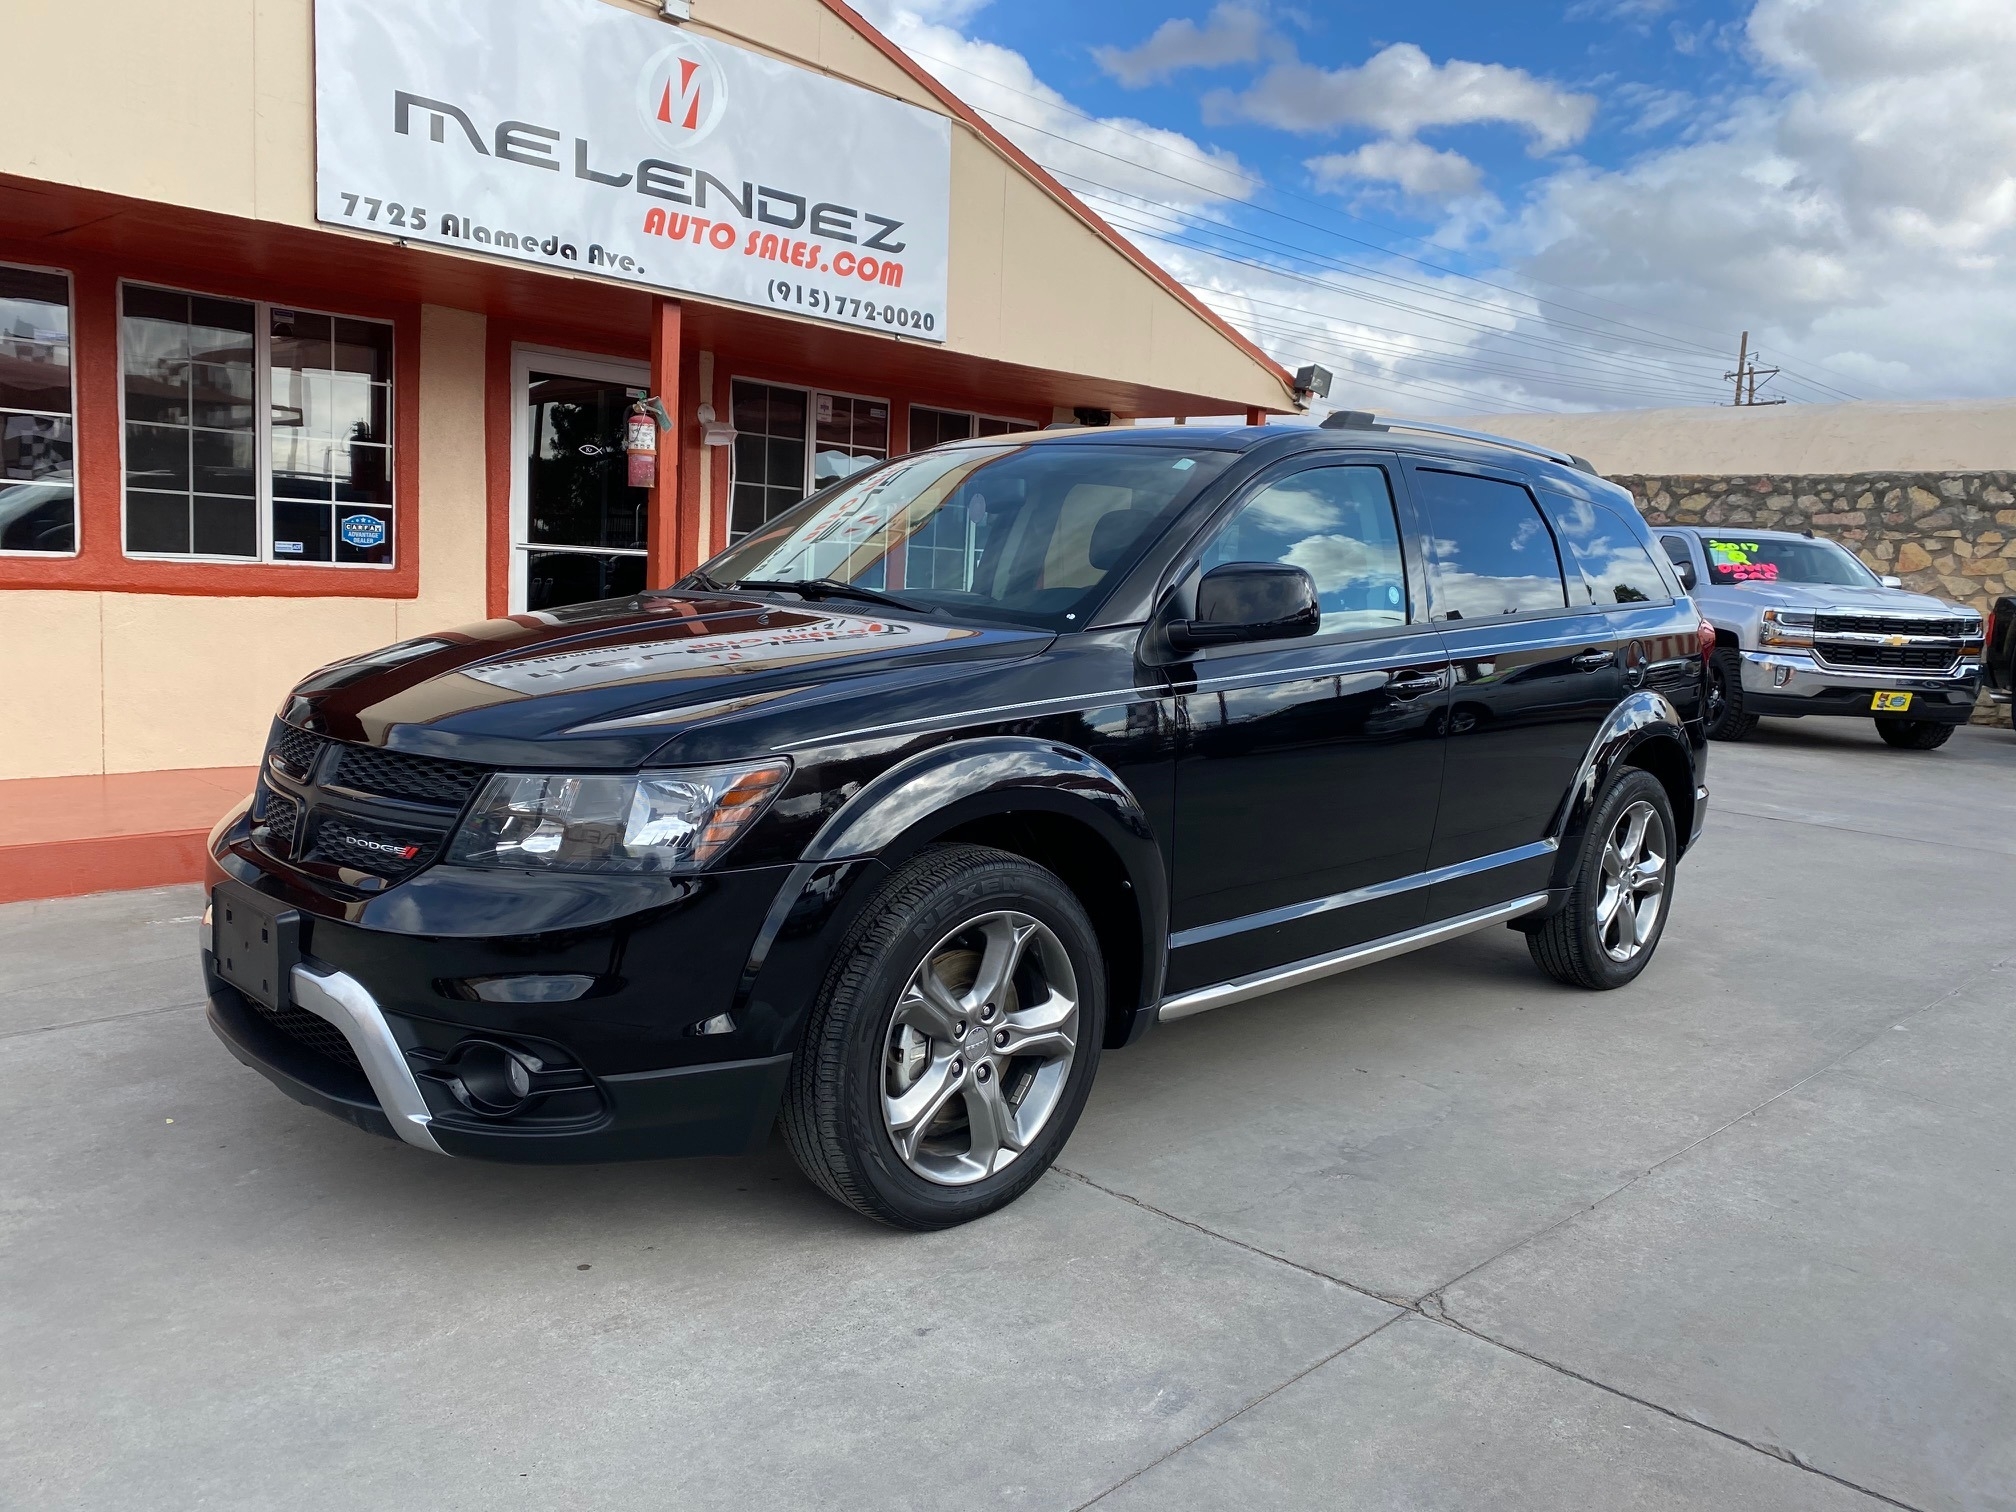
[
  {"x1": 1758, "y1": 609, "x2": 1814, "y2": 648},
  {"x1": 448, "y1": 759, "x2": 790, "y2": 874}
]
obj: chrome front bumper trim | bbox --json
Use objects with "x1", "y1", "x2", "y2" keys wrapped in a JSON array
[
  {"x1": 1159, "y1": 893, "x2": 1550, "y2": 1023},
  {"x1": 1739, "y1": 650, "x2": 1980, "y2": 699},
  {"x1": 290, "y1": 964, "x2": 445, "y2": 1155}
]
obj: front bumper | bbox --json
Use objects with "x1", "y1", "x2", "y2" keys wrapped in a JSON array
[
  {"x1": 206, "y1": 955, "x2": 793, "y2": 1162},
  {"x1": 1737, "y1": 650, "x2": 1981, "y2": 722}
]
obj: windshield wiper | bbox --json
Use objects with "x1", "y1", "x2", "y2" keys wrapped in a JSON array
[
  {"x1": 731, "y1": 577, "x2": 938, "y2": 614},
  {"x1": 678, "y1": 569, "x2": 726, "y2": 591}
]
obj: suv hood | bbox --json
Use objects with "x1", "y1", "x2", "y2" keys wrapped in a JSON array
[{"x1": 279, "y1": 593, "x2": 1053, "y2": 768}]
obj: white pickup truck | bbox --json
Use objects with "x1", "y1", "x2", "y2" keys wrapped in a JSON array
[{"x1": 1655, "y1": 527, "x2": 1984, "y2": 750}]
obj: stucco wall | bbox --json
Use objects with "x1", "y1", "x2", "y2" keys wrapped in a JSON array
[
  {"x1": 1435, "y1": 401, "x2": 2016, "y2": 476},
  {"x1": 0, "y1": 306, "x2": 489, "y2": 780},
  {"x1": 0, "y1": 0, "x2": 1288, "y2": 412}
]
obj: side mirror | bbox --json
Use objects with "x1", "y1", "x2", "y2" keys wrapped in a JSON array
[
  {"x1": 1169, "y1": 562, "x2": 1321, "y2": 652},
  {"x1": 1880, "y1": 574, "x2": 1903, "y2": 588},
  {"x1": 1674, "y1": 559, "x2": 1697, "y2": 591}
]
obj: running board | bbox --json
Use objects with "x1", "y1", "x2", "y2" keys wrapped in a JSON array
[{"x1": 1157, "y1": 893, "x2": 1552, "y2": 1023}]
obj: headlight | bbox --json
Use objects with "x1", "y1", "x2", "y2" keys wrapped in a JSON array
[
  {"x1": 447, "y1": 759, "x2": 790, "y2": 873},
  {"x1": 1759, "y1": 609, "x2": 1814, "y2": 648}
]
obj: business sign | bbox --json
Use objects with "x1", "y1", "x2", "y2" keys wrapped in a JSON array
[{"x1": 313, "y1": 0, "x2": 953, "y2": 340}]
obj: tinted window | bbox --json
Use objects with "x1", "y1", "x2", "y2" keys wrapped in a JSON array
[
  {"x1": 704, "y1": 443, "x2": 1233, "y2": 631},
  {"x1": 1197, "y1": 465, "x2": 1406, "y2": 633},
  {"x1": 1660, "y1": 535, "x2": 1693, "y2": 570},
  {"x1": 1541, "y1": 493, "x2": 1672, "y2": 606},
  {"x1": 1702, "y1": 535, "x2": 1876, "y2": 587},
  {"x1": 1415, "y1": 469, "x2": 1567, "y2": 620}
]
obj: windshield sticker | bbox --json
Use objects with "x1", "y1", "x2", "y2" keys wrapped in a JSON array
[
  {"x1": 458, "y1": 616, "x2": 980, "y2": 695},
  {"x1": 1706, "y1": 540, "x2": 1778, "y2": 582}
]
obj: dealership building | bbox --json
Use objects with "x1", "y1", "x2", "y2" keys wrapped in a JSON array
[{"x1": 0, "y1": 0, "x2": 1292, "y2": 894}]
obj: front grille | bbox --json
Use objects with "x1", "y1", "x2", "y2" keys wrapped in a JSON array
[
  {"x1": 250, "y1": 999, "x2": 363, "y2": 1073},
  {"x1": 260, "y1": 791, "x2": 300, "y2": 849},
  {"x1": 271, "y1": 725, "x2": 327, "y2": 779},
  {"x1": 1813, "y1": 613, "x2": 1967, "y2": 638},
  {"x1": 330, "y1": 746, "x2": 487, "y2": 809},
  {"x1": 1816, "y1": 643, "x2": 1959, "y2": 671},
  {"x1": 309, "y1": 816, "x2": 439, "y2": 878}
]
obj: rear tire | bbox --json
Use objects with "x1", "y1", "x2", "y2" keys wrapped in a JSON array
[
  {"x1": 1705, "y1": 647, "x2": 1759, "y2": 741},
  {"x1": 1529, "y1": 769, "x2": 1676, "y2": 991},
  {"x1": 782, "y1": 844, "x2": 1105, "y2": 1230},
  {"x1": 1874, "y1": 718, "x2": 1954, "y2": 750}
]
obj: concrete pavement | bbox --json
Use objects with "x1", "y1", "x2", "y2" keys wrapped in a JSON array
[{"x1": 3, "y1": 717, "x2": 2012, "y2": 1510}]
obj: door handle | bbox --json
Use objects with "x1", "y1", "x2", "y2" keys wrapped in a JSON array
[
  {"x1": 1571, "y1": 649, "x2": 1617, "y2": 671},
  {"x1": 1388, "y1": 669, "x2": 1447, "y2": 695}
]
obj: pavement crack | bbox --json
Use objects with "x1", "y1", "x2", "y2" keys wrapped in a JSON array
[
  {"x1": 1426, "y1": 1309, "x2": 1927, "y2": 1512},
  {"x1": 1068, "y1": 1311, "x2": 1409, "y2": 1512},
  {"x1": 0, "y1": 999, "x2": 206, "y2": 1042}
]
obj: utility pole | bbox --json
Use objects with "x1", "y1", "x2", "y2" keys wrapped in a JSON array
[{"x1": 1725, "y1": 331, "x2": 1786, "y2": 406}]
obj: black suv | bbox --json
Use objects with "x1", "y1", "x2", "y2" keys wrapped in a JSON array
[{"x1": 204, "y1": 416, "x2": 1710, "y2": 1229}]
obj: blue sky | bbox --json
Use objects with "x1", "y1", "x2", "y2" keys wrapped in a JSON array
[{"x1": 856, "y1": 0, "x2": 2016, "y2": 415}]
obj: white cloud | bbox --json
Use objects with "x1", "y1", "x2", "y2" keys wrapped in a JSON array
[
  {"x1": 1506, "y1": 0, "x2": 2016, "y2": 396},
  {"x1": 1094, "y1": 5, "x2": 1269, "y2": 88},
  {"x1": 854, "y1": 1, "x2": 1255, "y2": 211},
  {"x1": 1210, "y1": 43, "x2": 1597, "y2": 154},
  {"x1": 1308, "y1": 140, "x2": 1484, "y2": 200}
]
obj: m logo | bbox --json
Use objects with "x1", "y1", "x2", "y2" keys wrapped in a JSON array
[{"x1": 640, "y1": 37, "x2": 727, "y2": 145}]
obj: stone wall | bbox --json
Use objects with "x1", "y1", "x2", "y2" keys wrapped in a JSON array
[{"x1": 1611, "y1": 471, "x2": 2015, "y2": 721}]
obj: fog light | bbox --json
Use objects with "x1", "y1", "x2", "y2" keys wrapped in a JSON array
[
  {"x1": 448, "y1": 1039, "x2": 545, "y2": 1116},
  {"x1": 690, "y1": 1013, "x2": 735, "y2": 1036},
  {"x1": 1773, "y1": 664, "x2": 1793, "y2": 687}
]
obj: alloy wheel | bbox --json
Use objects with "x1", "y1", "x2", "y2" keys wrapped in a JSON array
[
  {"x1": 880, "y1": 911, "x2": 1079, "y2": 1186},
  {"x1": 1595, "y1": 799, "x2": 1668, "y2": 962}
]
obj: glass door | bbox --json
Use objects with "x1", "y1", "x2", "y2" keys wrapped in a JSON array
[{"x1": 511, "y1": 348, "x2": 652, "y2": 612}]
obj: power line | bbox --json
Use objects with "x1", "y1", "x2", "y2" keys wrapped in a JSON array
[
  {"x1": 897, "y1": 45, "x2": 1878, "y2": 401},
  {"x1": 899, "y1": 46, "x2": 1870, "y2": 399}
]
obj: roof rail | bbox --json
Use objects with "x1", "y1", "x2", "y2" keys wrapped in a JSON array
[{"x1": 1320, "y1": 410, "x2": 1597, "y2": 475}]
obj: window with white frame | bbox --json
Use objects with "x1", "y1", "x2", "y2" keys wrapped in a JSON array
[
  {"x1": 728, "y1": 379, "x2": 890, "y2": 541},
  {"x1": 0, "y1": 264, "x2": 76, "y2": 554},
  {"x1": 121, "y1": 283, "x2": 394, "y2": 564},
  {"x1": 909, "y1": 406, "x2": 1036, "y2": 450}
]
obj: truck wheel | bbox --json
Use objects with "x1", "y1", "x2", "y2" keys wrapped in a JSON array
[
  {"x1": 1874, "y1": 718, "x2": 1954, "y2": 750},
  {"x1": 1528, "y1": 769, "x2": 1676, "y2": 991},
  {"x1": 1704, "y1": 647, "x2": 1759, "y2": 741},
  {"x1": 782, "y1": 844, "x2": 1105, "y2": 1230}
]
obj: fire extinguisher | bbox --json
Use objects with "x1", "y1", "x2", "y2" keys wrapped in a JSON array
[{"x1": 626, "y1": 398, "x2": 672, "y2": 488}]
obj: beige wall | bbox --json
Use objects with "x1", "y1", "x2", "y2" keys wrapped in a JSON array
[
  {"x1": 0, "y1": 0, "x2": 1289, "y2": 412},
  {"x1": 0, "y1": 306, "x2": 489, "y2": 781},
  {"x1": 1435, "y1": 401, "x2": 2016, "y2": 477}
]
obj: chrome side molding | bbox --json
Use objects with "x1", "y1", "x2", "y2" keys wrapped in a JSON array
[
  {"x1": 1157, "y1": 893, "x2": 1551, "y2": 1022},
  {"x1": 291, "y1": 964, "x2": 446, "y2": 1155}
]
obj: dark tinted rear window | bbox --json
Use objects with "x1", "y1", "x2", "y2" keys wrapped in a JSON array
[
  {"x1": 1415, "y1": 469, "x2": 1569, "y2": 620},
  {"x1": 1541, "y1": 493, "x2": 1672, "y2": 606}
]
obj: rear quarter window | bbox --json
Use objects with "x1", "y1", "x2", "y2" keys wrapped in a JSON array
[{"x1": 1540, "y1": 492, "x2": 1673, "y2": 606}]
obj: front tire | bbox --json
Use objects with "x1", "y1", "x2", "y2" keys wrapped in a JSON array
[
  {"x1": 782, "y1": 844, "x2": 1105, "y2": 1230},
  {"x1": 1874, "y1": 718, "x2": 1954, "y2": 750},
  {"x1": 1705, "y1": 646, "x2": 1759, "y2": 741},
  {"x1": 1528, "y1": 769, "x2": 1676, "y2": 990}
]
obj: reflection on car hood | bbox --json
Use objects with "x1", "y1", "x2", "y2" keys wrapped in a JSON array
[
  {"x1": 1707, "y1": 581, "x2": 1970, "y2": 615},
  {"x1": 279, "y1": 593, "x2": 1052, "y2": 768}
]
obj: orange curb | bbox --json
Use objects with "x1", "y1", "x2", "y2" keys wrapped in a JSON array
[{"x1": 0, "y1": 767, "x2": 256, "y2": 904}]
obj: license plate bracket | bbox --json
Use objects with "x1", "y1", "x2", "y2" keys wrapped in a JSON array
[
  {"x1": 212, "y1": 883, "x2": 301, "y2": 1012},
  {"x1": 1871, "y1": 691, "x2": 1915, "y2": 713}
]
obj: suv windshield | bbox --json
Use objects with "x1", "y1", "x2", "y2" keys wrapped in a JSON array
[
  {"x1": 1701, "y1": 535, "x2": 1878, "y2": 587},
  {"x1": 695, "y1": 442, "x2": 1233, "y2": 630}
]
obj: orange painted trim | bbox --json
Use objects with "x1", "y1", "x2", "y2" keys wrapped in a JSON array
[
  {"x1": 484, "y1": 327, "x2": 515, "y2": 618},
  {"x1": 814, "y1": 0, "x2": 1296, "y2": 411},
  {"x1": 0, "y1": 831, "x2": 215, "y2": 904},
  {"x1": 646, "y1": 298, "x2": 685, "y2": 587},
  {"x1": 0, "y1": 243, "x2": 422, "y2": 598}
]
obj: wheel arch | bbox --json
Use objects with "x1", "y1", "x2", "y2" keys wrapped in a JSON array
[
  {"x1": 1549, "y1": 690, "x2": 1699, "y2": 888},
  {"x1": 794, "y1": 737, "x2": 1169, "y2": 1049}
]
